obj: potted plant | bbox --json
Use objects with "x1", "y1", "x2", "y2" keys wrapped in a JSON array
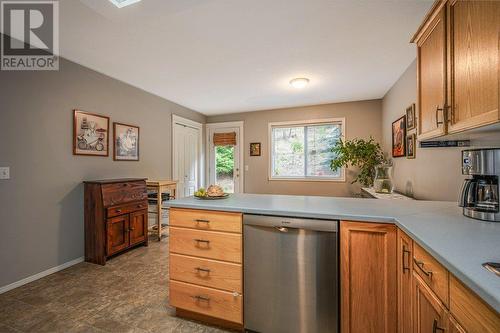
[{"x1": 330, "y1": 137, "x2": 388, "y2": 188}]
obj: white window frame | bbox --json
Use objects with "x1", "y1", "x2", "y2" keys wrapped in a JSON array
[{"x1": 268, "y1": 118, "x2": 346, "y2": 182}]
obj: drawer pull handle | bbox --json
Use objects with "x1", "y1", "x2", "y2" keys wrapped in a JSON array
[
  {"x1": 195, "y1": 267, "x2": 211, "y2": 273},
  {"x1": 191, "y1": 295, "x2": 210, "y2": 302},
  {"x1": 129, "y1": 227, "x2": 135, "y2": 231},
  {"x1": 414, "y1": 258, "x2": 433, "y2": 279},
  {"x1": 402, "y1": 247, "x2": 411, "y2": 273},
  {"x1": 194, "y1": 219, "x2": 210, "y2": 223},
  {"x1": 115, "y1": 209, "x2": 122, "y2": 213},
  {"x1": 194, "y1": 239, "x2": 210, "y2": 245},
  {"x1": 432, "y1": 319, "x2": 445, "y2": 333},
  {"x1": 137, "y1": 205, "x2": 143, "y2": 208}
]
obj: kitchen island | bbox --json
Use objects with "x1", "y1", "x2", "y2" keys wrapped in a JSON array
[{"x1": 165, "y1": 193, "x2": 500, "y2": 332}]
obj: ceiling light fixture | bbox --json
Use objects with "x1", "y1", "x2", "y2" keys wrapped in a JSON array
[
  {"x1": 108, "y1": 0, "x2": 142, "y2": 8},
  {"x1": 289, "y1": 78, "x2": 310, "y2": 89}
]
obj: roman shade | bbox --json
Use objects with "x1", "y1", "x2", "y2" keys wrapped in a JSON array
[{"x1": 213, "y1": 132, "x2": 236, "y2": 146}]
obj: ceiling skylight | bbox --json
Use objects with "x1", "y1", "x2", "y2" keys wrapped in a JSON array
[{"x1": 108, "y1": 0, "x2": 142, "y2": 8}]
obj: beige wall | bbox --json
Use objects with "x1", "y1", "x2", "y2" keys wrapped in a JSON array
[
  {"x1": 208, "y1": 100, "x2": 382, "y2": 197},
  {"x1": 0, "y1": 55, "x2": 205, "y2": 288},
  {"x1": 381, "y1": 60, "x2": 500, "y2": 201}
]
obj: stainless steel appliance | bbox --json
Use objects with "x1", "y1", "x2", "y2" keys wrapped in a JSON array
[
  {"x1": 244, "y1": 214, "x2": 338, "y2": 333},
  {"x1": 460, "y1": 148, "x2": 500, "y2": 222}
]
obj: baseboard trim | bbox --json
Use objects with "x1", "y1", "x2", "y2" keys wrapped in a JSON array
[{"x1": 0, "y1": 256, "x2": 84, "y2": 294}]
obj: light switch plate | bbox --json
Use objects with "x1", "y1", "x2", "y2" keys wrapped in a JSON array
[{"x1": 0, "y1": 167, "x2": 10, "y2": 180}]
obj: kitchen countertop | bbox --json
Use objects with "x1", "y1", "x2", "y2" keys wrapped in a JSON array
[{"x1": 165, "y1": 193, "x2": 500, "y2": 313}]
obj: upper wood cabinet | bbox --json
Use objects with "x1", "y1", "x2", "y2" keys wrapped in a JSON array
[
  {"x1": 415, "y1": 3, "x2": 448, "y2": 140},
  {"x1": 412, "y1": 0, "x2": 500, "y2": 139},
  {"x1": 340, "y1": 221, "x2": 397, "y2": 333},
  {"x1": 447, "y1": 0, "x2": 500, "y2": 133}
]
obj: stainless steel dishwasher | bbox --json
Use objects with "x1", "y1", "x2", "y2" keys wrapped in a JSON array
[{"x1": 244, "y1": 214, "x2": 338, "y2": 333}]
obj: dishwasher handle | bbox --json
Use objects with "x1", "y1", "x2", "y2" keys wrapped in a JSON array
[{"x1": 244, "y1": 214, "x2": 337, "y2": 232}]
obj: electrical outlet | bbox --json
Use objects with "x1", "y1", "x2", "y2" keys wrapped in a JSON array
[
  {"x1": 0, "y1": 167, "x2": 10, "y2": 180},
  {"x1": 245, "y1": 165, "x2": 249, "y2": 171}
]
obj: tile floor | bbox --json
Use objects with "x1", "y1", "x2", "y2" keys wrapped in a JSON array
[{"x1": 0, "y1": 237, "x2": 231, "y2": 333}]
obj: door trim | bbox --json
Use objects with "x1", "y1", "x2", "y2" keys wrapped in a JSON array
[
  {"x1": 172, "y1": 115, "x2": 204, "y2": 194},
  {"x1": 206, "y1": 121, "x2": 244, "y2": 193}
]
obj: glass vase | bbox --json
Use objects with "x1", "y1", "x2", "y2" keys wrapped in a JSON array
[{"x1": 373, "y1": 164, "x2": 394, "y2": 194}]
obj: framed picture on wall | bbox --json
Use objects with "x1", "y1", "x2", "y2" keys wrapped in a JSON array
[
  {"x1": 73, "y1": 110, "x2": 110, "y2": 156},
  {"x1": 406, "y1": 103, "x2": 416, "y2": 130},
  {"x1": 250, "y1": 142, "x2": 261, "y2": 156},
  {"x1": 113, "y1": 122, "x2": 140, "y2": 161},
  {"x1": 407, "y1": 133, "x2": 416, "y2": 159},
  {"x1": 392, "y1": 116, "x2": 406, "y2": 158}
]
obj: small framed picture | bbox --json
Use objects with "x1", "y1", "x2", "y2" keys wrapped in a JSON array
[
  {"x1": 250, "y1": 142, "x2": 261, "y2": 156},
  {"x1": 392, "y1": 116, "x2": 406, "y2": 158},
  {"x1": 406, "y1": 103, "x2": 416, "y2": 131},
  {"x1": 407, "y1": 133, "x2": 416, "y2": 159},
  {"x1": 114, "y1": 122, "x2": 140, "y2": 161},
  {"x1": 73, "y1": 110, "x2": 110, "y2": 156}
]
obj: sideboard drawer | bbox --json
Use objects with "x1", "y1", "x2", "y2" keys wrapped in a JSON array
[
  {"x1": 101, "y1": 181, "x2": 147, "y2": 206},
  {"x1": 170, "y1": 253, "x2": 242, "y2": 293},
  {"x1": 413, "y1": 243, "x2": 449, "y2": 306},
  {"x1": 170, "y1": 208, "x2": 242, "y2": 233},
  {"x1": 170, "y1": 227, "x2": 242, "y2": 263},
  {"x1": 107, "y1": 200, "x2": 148, "y2": 218},
  {"x1": 170, "y1": 280, "x2": 242, "y2": 324}
]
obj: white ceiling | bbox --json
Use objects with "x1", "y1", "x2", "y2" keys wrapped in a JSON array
[{"x1": 57, "y1": 0, "x2": 432, "y2": 115}]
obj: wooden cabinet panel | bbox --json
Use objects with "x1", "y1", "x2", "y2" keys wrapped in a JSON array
[
  {"x1": 106, "y1": 215, "x2": 129, "y2": 256},
  {"x1": 448, "y1": 315, "x2": 466, "y2": 333},
  {"x1": 417, "y1": 5, "x2": 447, "y2": 140},
  {"x1": 412, "y1": 272, "x2": 448, "y2": 333},
  {"x1": 413, "y1": 243, "x2": 449, "y2": 307},
  {"x1": 129, "y1": 210, "x2": 148, "y2": 246},
  {"x1": 169, "y1": 227, "x2": 242, "y2": 263},
  {"x1": 101, "y1": 181, "x2": 147, "y2": 207},
  {"x1": 107, "y1": 200, "x2": 147, "y2": 218},
  {"x1": 450, "y1": 275, "x2": 500, "y2": 333},
  {"x1": 170, "y1": 254, "x2": 242, "y2": 293},
  {"x1": 340, "y1": 221, "x2": 397, "y2": 333},
  {"x1": 448, "y1": 0, "x2": 500, "y2": 133},
  {"x1": 170, "y1": 208, "x2": 242, "y2": 233},
  {"x1": 170, "y1": 280, "x2": 242, "y2": 324},
  {"x1": 397, "y1": 229, "x2": 413, "y2": 333}
]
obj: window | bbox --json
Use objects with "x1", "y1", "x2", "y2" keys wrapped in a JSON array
[{"x1": 269, "y1": 119, "x2": 344, "y2": 181}]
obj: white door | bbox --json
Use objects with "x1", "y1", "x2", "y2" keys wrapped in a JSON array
[
  {"x1": 207, "y1": 124, "x2": 243, "y2": 193},
  {"x1": 173, "y1": 120, "x2": 201, "y2": 198}
]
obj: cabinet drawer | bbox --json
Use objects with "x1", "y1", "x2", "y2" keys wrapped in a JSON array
[
  {"x1": 170, "y1": 227, "x2": 242, "y2": 263},
  {"x1": 413, "y1": 243, "x2": 449, "y2": 306},
  {"x1": 101, "y1": 181, "x2": 147, "y2": 206},
  {"x1": 450, "y1": 275, "x2": 500, "y2": 333},
  {"x1": 170, "y1": 254, "x2": 242, "y2": 293},
  {"x1": 170, "y1": 280, "x2": 242, "y2": 324},
  {"x1": 170, "y1": 208, "x2": 242, "y2": 233},
  {"x1": 107, "y1": 200, "x2": 148, "y2": 218}
]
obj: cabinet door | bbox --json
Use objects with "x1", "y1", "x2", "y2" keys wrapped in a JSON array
[
  {"x1": 129, "y1": 210, "x2": 148, "y2": 246},
  {"x1": 417, "y1": 5, "x2": 447, "y2": 140},
  {"x1": 397, "y1": 229, "x2": 413, "y2": 333},
  {"x1": 447, "y1": 0, "x2": 500, "y2": 133},
  {"x1": 340, "y1": 221, "x2": 397, "y2": 333},
  {"x1": 412, "y1": 272, "x2": 447, "y2": 333},
  {"x1": 106, "y1": 215, "x2": 129, "y2": 256}
]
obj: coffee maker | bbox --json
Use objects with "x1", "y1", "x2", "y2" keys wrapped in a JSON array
[{"x1": 459, "y1": 149, "x2": 500, "y2": 222}]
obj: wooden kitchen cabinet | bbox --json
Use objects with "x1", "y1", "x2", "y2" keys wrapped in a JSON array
[
  {"x1": 397, "y1": 229, "x2": 413, "y2": 333},
  {"x1": 340, "y1": 221, "x2": 397, "y2": 333},
  {"x1": 84, "y1": 178, "x2": 148, "y2": 265},
  {"x1": 412, "y1": 0, "x2": 500, "y2": 139},
  {"x1": 414, "y1": 2, "x2": 448, "y2": 140},
  {"x1": 169, "y1": 208, "x2": 243, "y2": 329},
  {"x1": 447, "y1": 0, "x2": 500, "y2": 133},
  {"x1": 448, "y1": 315, "x2": 466, "y2": 333},
  {"x1": 412, "y1": 271, "x2": 448, "y2": 333}
]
